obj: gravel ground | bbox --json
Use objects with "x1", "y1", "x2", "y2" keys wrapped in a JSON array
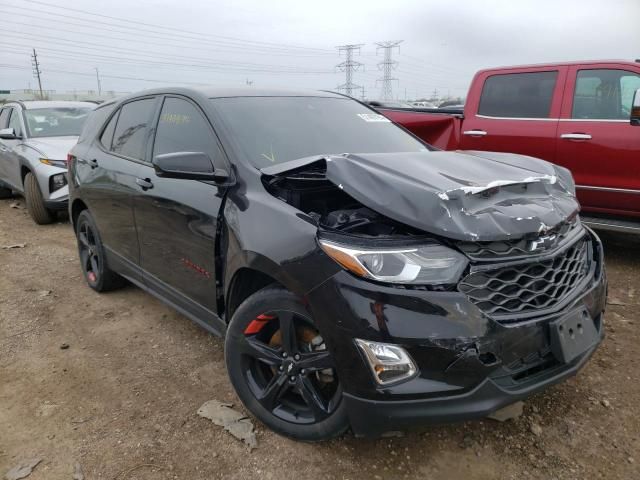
[{"x1": 1, "y1": 198, "x2": 639, "y2": 480}]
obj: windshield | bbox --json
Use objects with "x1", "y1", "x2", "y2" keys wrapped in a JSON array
[
  {"x1": 211, "y1": 96, "x2": 428, "y2": 169},
  {"x1": 24, "y1": 107, "x2": 93, "y2": 138}
]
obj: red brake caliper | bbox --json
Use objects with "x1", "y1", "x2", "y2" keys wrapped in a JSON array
[{"x1": 244, "y1": 314, "x2": 275, "y2": 335}]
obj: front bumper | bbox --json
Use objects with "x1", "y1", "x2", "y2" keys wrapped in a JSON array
[
  {"x1": 44, "y1": 198, "x2": 69, "y2": 211},
  {"x1": 306, "y1": 229, "x2": 606, "y2": 437},
  {"x1": 344, "y1": 340, "x2": 599, "y2": 436}
]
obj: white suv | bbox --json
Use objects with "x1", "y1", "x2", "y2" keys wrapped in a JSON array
[{"x1": 0, "y1": 101, "x2": 95, "y2": 224}]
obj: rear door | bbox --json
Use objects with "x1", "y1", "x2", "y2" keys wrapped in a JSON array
[
  {"x1": 460, "y1": 67, "x2": 566, "y2": 161},
  {"x1": 77, "y1": 96, "x2": 159, "y2": 281},
  {"x1": 134, "y1": 95, "x2": 227, "y2": 323},
  {"x1": 557, "y1": 65, "x2": 640, "y2": 216}
]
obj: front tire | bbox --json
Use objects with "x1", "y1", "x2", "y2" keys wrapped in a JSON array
[
  {"x1": 225, "y1": 285, "x2": 349, "y2": 442},
  {"x1": 75, "y1": 210, "x2": 126, "y2": 292},
  {"x1": 24, "y1": 172, "x2": 55, "y2": 225}
]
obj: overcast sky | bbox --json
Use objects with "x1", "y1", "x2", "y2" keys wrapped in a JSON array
[{"x1": 1, "y1": 0, "x2": 639, "y2": 100}]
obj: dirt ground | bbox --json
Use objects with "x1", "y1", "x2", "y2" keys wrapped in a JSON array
[{"x1": 1, "y1": 198, "x2": 638, "y2": 480}]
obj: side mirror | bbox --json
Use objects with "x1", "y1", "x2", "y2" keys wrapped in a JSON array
[
  {"x1": 0, "y1": 128, "x2": 17, "y2": 140},
  {"x1": 631, "y1": 88, "x2": 640, "y2": 126},
  {"x1": 153, "y1": 151, "x2": 228, "y2": 181}
]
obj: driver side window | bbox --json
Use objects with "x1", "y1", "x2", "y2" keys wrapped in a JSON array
[
  {"x1": 8, "y1": 109, "x2": 23, "y2": 137},
  {"x1": 153, "y1": 97, "x2": 222, "y2": 166}
]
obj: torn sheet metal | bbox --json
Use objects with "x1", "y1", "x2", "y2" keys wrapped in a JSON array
[{"x1": 261, "y1": 150, "x2": 579, "y2": 242}]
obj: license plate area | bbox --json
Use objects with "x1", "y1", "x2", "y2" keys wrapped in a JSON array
[{"x1": 549, "y1": 308, "x2": 599, "y2": 364}]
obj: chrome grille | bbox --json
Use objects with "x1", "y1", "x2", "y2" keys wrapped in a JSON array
[{"x1": 459, "y1": 237, "x2": 590, "y2": 318}]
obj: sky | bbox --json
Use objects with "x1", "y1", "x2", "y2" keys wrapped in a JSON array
[{"x1": 1, "y1": 0, "x2": 639, "y2": 101}]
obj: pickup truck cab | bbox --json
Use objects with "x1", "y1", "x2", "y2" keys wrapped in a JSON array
[{"x1": 379, "y1": 60, "x2": 640, "y2": 233}]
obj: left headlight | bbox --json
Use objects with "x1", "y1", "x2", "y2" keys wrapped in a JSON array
[
  {"x1": 40, "y1": 158, "x2": 67, "y2": 168},
  {"x1": 319, "y1": 238, "x2": 468, "y2": 285}
]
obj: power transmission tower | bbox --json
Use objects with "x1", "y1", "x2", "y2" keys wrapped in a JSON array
[
  {"x1": 336, "y1": 44, "x2": 364, "y2": 99},
  {"x1": 95, "y1": 67, "x2": 102, "y2": 95},
  {"x1": 375, "y1": 40, "x2": 402, "y2": 101},
  {"x1": 31, "y1": 48, "x2": 43, "y2": 99}
]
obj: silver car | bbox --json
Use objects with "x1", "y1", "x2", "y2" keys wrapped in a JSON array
[{"x1": 0, "y1": 101, "x2": 95, "y2": 224}]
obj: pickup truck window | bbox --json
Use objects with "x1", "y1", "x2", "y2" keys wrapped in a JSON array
[
  {"x1": 572, "y1": 69, "x2": 640, "y2": 120},
  {"x1": 478, "y1": 71, "x2": 558, "y2": 118}
]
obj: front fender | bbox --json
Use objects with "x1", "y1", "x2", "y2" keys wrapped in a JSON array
[{"x1": 221, "y1": 188, "x2": 341, "y2": 301}]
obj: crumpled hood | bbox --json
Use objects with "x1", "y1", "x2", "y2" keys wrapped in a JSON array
[
  {"x1": 262, "y1": 150, "x2": 579, "y2": 242},
  {"x1": 25, "y1": 136, "x2": 79, "y2": 160}
]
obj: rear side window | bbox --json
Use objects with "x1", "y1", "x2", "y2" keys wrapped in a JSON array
[
  {"x1": 153, "y1": 97, "x2": 222, "y2": 163},
  {"x1": 0, "y1": 108, "x2": 11, "y2": 128},
  {"x1": 111, "y1": 98, "x2": 156, "y2": 160},
  {"x1": 79, "y1": 105, "x2": 113, "y2": 144},
  {"x1": 478, "y1": 71, "x2": 558, "y2": 118},
  {"x1": 572, "y1": 69, "x2": 640, "y2": 120},
  {"x1": 100, "y1": 110, "x2": 119, "y2": 149}
]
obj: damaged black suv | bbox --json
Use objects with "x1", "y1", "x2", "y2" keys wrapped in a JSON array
[{"x1": 68, "y1": 88, "x2": 606, "y2": 441}]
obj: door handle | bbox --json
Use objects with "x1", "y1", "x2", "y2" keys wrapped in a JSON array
[
  {"x1": 136, "y1": 177, "x2": 154, "y2": 190},
  {"x1": 463, "y1": 130, "x2": 487, "y2": 137},
  {"x1": 560, "y1": 133, "x2": 592, "y2": 140},
  {"x1": 89, "y1": 158, "x2": 99, "y2": 169}
]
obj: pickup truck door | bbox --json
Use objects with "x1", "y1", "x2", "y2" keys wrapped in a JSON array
[
  {"x1": 459, "y1": 67, "x2": 567, "y2": 163},
  {"x1": 556, "y1": 65, "x2": 640, "y2": 216}
]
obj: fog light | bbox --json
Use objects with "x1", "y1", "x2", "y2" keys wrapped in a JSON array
[
  {"x1": 355, "y1": 339, "x2": 417, "y2": 385},
  {"x1": 51, "y1": 173, "x2": 67, "y2": 192}
]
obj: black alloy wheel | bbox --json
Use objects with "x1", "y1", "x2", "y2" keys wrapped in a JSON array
[
  {"x1": 225, "y1": 286, "x2": 348, "y2": 441},
  {"x1": 75, "y1": 210, "x2": 125, "y2": 292},
  {"x1": 78, "y1": 219, "x2": 101, "y2": 288}
]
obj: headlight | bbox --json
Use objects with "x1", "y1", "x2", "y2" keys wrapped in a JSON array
[
  {"x1": 40, "y1": 158, "x2": 68, "y2": 168},
  {"x1": 319, "y1": 238, "x2": 468, "y2": 285}
]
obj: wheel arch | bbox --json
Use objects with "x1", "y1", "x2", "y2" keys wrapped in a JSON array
[
  {"x1": 224, "y1": 264, "x2": 285, "y2": 323},
  {"x1": 70, "y1": 198, "x2": 89, "y2": 229}
]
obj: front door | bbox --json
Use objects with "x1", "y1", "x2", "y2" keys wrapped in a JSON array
[
  {"x1": 1, "y1": 107, "x2": 26, "y2": 190},
  {"x1": 134, "y1": 96, "x2": 226, "y2": 319},
  {"x1": 556, "y1": 66, "x2": 640, "y2": 216}
]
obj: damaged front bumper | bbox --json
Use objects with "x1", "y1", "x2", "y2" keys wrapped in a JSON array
[{"x1": 306, "y1": 229, "x2": 606, "y2": 437}]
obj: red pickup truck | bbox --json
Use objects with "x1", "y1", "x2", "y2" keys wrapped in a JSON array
[{"x1": 379, "y1": 60, "x2": 640, "y2": 233}]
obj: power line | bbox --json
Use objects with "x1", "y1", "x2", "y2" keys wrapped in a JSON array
[
  {"x1": 376, "y1": 40, "x2": 402, "y2": 101},
  {"x1": 0, "y1": 32, "x2": 338, "y2": 74},
  {"x1": 17, "y1": 0, "x2": 334, "y2": 54},
  {"x1": 31, "y1": 48, "x2": 43, "y2": 99},
  {"x1": 335, "y1": 44, "x2": 364, "y2": 99},
  {"x1": 0, "y1": 10, "x2": 335, "y2": 59}
]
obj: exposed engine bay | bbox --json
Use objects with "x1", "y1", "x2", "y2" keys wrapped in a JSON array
[{"x1": 263, "y1": 169, "x2": 423, "y2": 238}]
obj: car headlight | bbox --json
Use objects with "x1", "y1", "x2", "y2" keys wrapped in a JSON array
[
  {"x1": 40, "y1": 158, "x2": 67, "y2": 168},
  {"x1": 318, "y1": 238, "x2": 468, "y2": 285}
]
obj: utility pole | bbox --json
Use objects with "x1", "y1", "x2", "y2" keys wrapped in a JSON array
[
  {"x1": 95, "y1": 67, "x2": 102, "y2": 96},
  {"x1": 31, "y1": 48, "x2": 43, "y2": 99},
  {"x1": 336, "y1": 44, "x2": 364, "y2": 99},
  {"x1": 375, "y1": 40, "x2": 402, "y2": 101}
]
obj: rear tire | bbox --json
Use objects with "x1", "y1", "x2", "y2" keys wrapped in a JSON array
[
  {"x1": 24, "y1": 172, "x2": 55, "y2": 225},
  {"x1": 75, "y1": 210, "x2": 126, "y2": 292},
  {"x1": 225, "y1": 285, "x2": 349, "y2": 442}
]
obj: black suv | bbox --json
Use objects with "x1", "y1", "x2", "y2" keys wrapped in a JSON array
[{"x1": 68, "y1": 88, "x2": 606, "y2": 440}]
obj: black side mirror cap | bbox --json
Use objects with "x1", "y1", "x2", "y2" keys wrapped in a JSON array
[
  {"x1": 153, "y1": 151, "x2": 227, "y2": 181},
  {"x1": 631, "y1": 88, "x2": 640, "y2": 126}
]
